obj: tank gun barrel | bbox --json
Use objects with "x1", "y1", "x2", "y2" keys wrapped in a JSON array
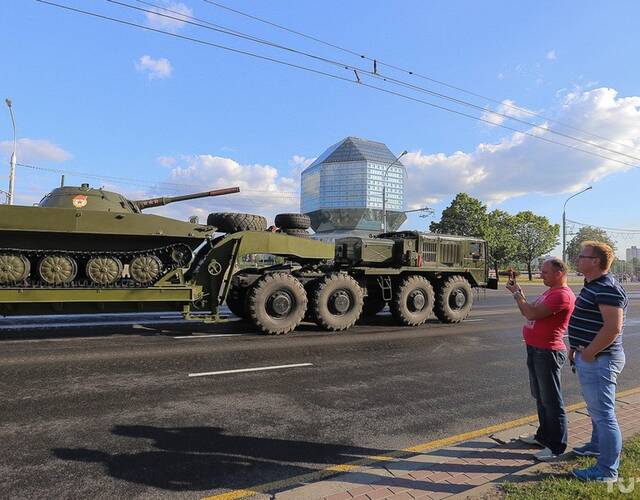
[{"x1": 133, "y1": 186, "x2": 240, "y2": 211}]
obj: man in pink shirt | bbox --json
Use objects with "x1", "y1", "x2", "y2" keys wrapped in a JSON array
[{"x1": 506, "y1": 258, "x2": 576, "y2": 461}]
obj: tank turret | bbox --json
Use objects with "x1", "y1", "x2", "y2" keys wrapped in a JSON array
[{"x1": 38, "y1": 183, "x2": 240, "y2": 213}]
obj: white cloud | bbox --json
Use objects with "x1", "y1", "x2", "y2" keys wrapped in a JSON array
[
  {"x1": 150, "y1": 155, "x2": 300, "y2": 224},
  {"x1": 480, "y1": 99, "x2": 534, "y2": 126},
  {"x1": 0, "y1": 138, "x2": 72, "y2": 163},
  {"x1": 156, "y1": 155, "x2": 177, "y2": 167},
  {"x1": 143, "y1": 1, "x2": 192, "y2": 32},
  {"x1": 546, "y1": 49, "x2": 557, "y2": 60},
  {"x1": 289, "y1": 155, "x2": 316, "y2": 169},
  {"x1": 403, "y1": 87, "x2": 640, "y2": 207},
  {"x1": 135, "y1": 55, "x2": 173, "y2": 80}
]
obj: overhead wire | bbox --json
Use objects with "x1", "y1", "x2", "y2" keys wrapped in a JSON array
[
  {"x1": 114, "y1": 0, "x2": 640, "y2": 163},
  {"x1": 200, "y1": 0, "x2": 636, "y2": 152},
  {"x1": 35, "y1": 0, "x2": 640, "y2": 171}
]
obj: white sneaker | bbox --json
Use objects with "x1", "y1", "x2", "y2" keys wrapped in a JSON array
[
  {"x1": 534, "y1": 447, "x2": 559, "y2": 461},
  {"x1": 518, "y1": 434, "x2": 543, "y2": 446}
]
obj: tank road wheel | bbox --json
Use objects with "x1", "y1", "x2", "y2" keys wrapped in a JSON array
[
  {"x1": 38, "y1": 255, "x2": 78, "y2": 285},
  {"x1": 434, "y1": 275, "x2": 473, "y2": 324},
  {"x1": 390, "y1": 275, "x2": 435, "y2": 326},
  {"x1": 129, "y1": 255, "x2": 163, "y2": 284},
  {"x1": 274, "y1": 213, "x2": 311, "y2": 230},
  {"x1": 309, "y1": 273, "x2": 364, "y2": 331},
  {"x1": 86, "y1": 256, "x2": 123, "y2": 285},
  {"x1": 207, "y1": 212, "x2": 268, "y2": 233},
  {"x1": 0, "y1": 254, "x2": 31, "y2": 283},
  {"x1": 225, "y1": 284, "x2": 248, "y2": 319},
  {"x1": 246, "y1": 272, "x2": 307, "y2": 335}
]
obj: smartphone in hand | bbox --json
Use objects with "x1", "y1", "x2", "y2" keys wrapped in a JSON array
[{"x1": 507, "y1": 269, "x2": 516, "y2": 287}]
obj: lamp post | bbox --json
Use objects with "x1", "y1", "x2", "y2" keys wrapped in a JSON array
[
  {"x1": 562, "y1": 186, "x2": 592, "y2": 262},
  {"x1": 382, "y1": 150, "x2": 407, "y2": 233},
  {"x1": 5, "y1": 98, "x2": 17, "y2": 205}
]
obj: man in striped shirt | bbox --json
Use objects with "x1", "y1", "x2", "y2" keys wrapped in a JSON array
[{"x1": 569, "y1": 241, "x2": 628, "y2": 482}]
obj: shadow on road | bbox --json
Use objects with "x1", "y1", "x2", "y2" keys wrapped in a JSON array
[{"x1": 52, "y1": 424, "x2": 393, "y2": 492}]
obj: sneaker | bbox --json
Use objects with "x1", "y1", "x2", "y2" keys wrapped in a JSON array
[
  {"x1": 572, "y1": 466, "x2": 618, "y2": 482},
  {"x1": 518, "y1": 434, "x2": 544, "y2": 446},
  {"x1": 534, "y1": 447, "x2": 559, "y2": 461},
  {"x1": 573, "y1": 443, "x2": 600, "y2": 457}
]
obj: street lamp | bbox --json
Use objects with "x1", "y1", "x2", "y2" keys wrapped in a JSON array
[
  {"x1": 5, "y1": 98, "x2": 17, "y2": 205},
  {"x1": 382, "y1": 150, "x2": 408, "y2": 233},
  {"x1": 562, "y1": 186, "x2": 592, "y2": 262}
]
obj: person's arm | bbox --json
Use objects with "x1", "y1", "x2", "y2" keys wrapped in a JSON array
[
  {"x1": 579, "y1": 304, "x2": 623, "y2": 362},
  {"x1": 506, "y1": 284, "x2": 553, "y2": 321}
]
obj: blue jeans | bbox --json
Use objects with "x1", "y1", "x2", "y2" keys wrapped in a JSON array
[
  {"x1": 526, "y1": 345, "x2": 568, "y2": 455},
  {"x1": 575, "y1": 350, "x2": 626, "y2": 478}
]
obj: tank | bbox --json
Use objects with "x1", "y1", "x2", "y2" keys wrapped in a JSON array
[{"x1": 0, "y1": 184, "x2": 239, "y2": 288}]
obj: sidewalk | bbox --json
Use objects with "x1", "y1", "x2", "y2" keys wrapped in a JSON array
[{"x1": 270, "y1": 387, "x2": 640, "y2": 500}]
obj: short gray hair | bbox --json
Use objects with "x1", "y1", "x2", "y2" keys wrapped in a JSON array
[{"x1": 545, "y1": 257, "x2": 568, "y2": 274}]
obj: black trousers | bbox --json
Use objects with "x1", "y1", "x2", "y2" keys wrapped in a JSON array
[{"x1": 526, "y1": 345, "x2": 568, "y2": 455}]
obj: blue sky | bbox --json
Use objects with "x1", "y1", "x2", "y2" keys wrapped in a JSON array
[{"x1": 2, "y1": 0, "x2": 640, "y2": 258}]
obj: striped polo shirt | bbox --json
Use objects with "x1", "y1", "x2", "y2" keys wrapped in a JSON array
[{"x1": 568, "y1": 273, "x2": 627, "y2": 354}]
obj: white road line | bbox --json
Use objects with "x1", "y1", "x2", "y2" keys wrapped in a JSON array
[
  {"x1": 173, "y1": 334, "x2": 245, "y2": 339},
  {"x1": 462, "y1": 319, "x2": 485, "y2": 323},
  {"x1": 188, "y1": 363, "x2": 313, "y2": 378}
]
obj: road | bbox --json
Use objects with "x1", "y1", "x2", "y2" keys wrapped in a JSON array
[{"x1": 1, "y1": 284, "x2": 638, "y2": 499}]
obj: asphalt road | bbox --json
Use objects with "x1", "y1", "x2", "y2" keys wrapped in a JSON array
[{"x1": 1, "y1": 284, "x2": 639, "y2": 499}]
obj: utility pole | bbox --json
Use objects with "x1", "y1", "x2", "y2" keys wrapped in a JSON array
[
  {"x1": 562, "y1": 186, "x2": 592, "y2": 262},
  {"x1": 382, "y1": 150, "x2": 408, "y2": 233},
  {"x1": 5, "y1": 98, "x2": 17, "y2": 205}
]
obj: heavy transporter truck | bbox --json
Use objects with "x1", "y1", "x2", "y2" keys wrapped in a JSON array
[{"x1": 0, "y1": 184, "x2": 497, "y2": 334}]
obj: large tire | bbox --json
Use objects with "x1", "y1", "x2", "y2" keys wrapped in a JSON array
[
  {"x1": 283, "y1": 228, "x2": 310, "y2": 239},
  {"x1": 275, "y1": 213, "x2": 311, "y2": 230},
  {"x1": 225, "y1": 284, "x2": 248, "y2": 319},
  {"x1": 390, "y1": 275, "x2": 435, "y2": 326},
  {"x1": 434, "y1": 275, "x2": 473, "y2": 324},
  {"x1": 309, "y1": 273, "x2": 364, "y2": 331},
  {"x1": 246, "y1": 272, "x2": 307, "y2": 334},
  {"x1": 207, "y1": 212, "x2": 268, "y2": 233}
]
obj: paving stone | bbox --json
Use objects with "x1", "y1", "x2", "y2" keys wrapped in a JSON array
[
  {"x1": 324, "y1": 492, "x2": 354, "y2": 500},
  {"x1": 489, "y1": 424, "x2": 538, "y2": 444},
  {"x1": 618, "y1": 393, "x2": 640, "y2": 405}
]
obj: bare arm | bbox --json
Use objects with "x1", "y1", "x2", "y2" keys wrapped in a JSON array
[
  {"x1": 506, "y1": 284, "x2": 553, "y2": 321},
  {"x1": 580, "y1": 304, "x2": 623, "y2": 362}
]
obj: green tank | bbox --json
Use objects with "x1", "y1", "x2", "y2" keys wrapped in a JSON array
[{"x1": 0, "y1": 183, "x2": 239, "y2": 287}]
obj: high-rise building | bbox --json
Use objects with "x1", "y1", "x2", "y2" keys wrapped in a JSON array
[
  {"x1": 627, "y1": 246, "x2": 640, "y2": 261},
  {"x1": 300, "y1": 137, "x2": 406, "y2": 238}
]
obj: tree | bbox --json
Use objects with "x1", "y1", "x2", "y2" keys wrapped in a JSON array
[
  {"x1": 566, "y1": 226, "x2": 617, "y2": 265},
  {"x1": 483, "y1": 209, "x2": 518, "y2": 277},
  {"x1": 429, "y1": 193, "x2": 487, "y2": 236},
  {"x1": 512, "y1": 211, "x2": 560, "y2": 280}
]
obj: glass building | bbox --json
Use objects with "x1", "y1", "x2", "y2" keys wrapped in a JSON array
[{"x1": 301, "y1": 137, "x2": 406, "y2": 237}]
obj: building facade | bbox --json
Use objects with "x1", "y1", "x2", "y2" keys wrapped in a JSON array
[
  {"x1": 301, "y1": 137, "x2": 406, "y2": 237},
  {"x1": 627, "y1": 246, "x2": 640, "y2": 261}
]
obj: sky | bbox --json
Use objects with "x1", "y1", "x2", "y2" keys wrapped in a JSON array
[{"x1": 2, "y1": 0, "x2": 640, "y2": 259}]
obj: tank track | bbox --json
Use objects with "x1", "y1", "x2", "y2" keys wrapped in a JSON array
[{"x1": 0, "y1": 242, "x2": 190, "y2": 289}]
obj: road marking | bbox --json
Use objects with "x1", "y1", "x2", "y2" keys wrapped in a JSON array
[
  {"x1": 173, "y1": 334, "x2": 245, "y2": 339},
  {"x1": 188, "y1": 363, "x2": 313, "y2": 378},
  {"x1": 202, "y1": 385, "x2": 640, "y2": 500},
  {"x1": 462, "y1": 319, "x2": 485, "y2": 323}
]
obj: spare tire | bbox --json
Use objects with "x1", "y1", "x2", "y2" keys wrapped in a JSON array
[
  {"x1": 275, "y1": 213, "x2": 311, "y2": 230},
  {"x1": 207, "y1": 212, "x2": 267, "y2": 233},
  {"x1": 283, "y1": 228, "x2": 310, "y2": 239}
]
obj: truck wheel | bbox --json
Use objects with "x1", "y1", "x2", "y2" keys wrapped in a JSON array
[
  {"x1": 390, "y1": 275, "x2": 435, "y2": 326},
  {"x1": 225, "y1": 284, "x2": 247, "y2": 319},
  {"x1": 246, "y1": 272, "x2": 307, "y2": 334},
  {"x1": 434, "y1": 275, "x2": 473, "y2": 323},
  {"x1": 207, "y1": 212, "x2": 268, "y2": 233},
  {"x1": 309, "y1": 273, "x2": 363, "y2": 331},
  {"x1": 275, "y1": 213, "x2": 311, "y2": 230}
]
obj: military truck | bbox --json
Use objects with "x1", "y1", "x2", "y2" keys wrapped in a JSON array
[
  {"x1": 0, "y1": 185, "x2": 495, "y2": 335},
  {"x1": 225, "y1": 229, "x2": 497, "y2": 334}
]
